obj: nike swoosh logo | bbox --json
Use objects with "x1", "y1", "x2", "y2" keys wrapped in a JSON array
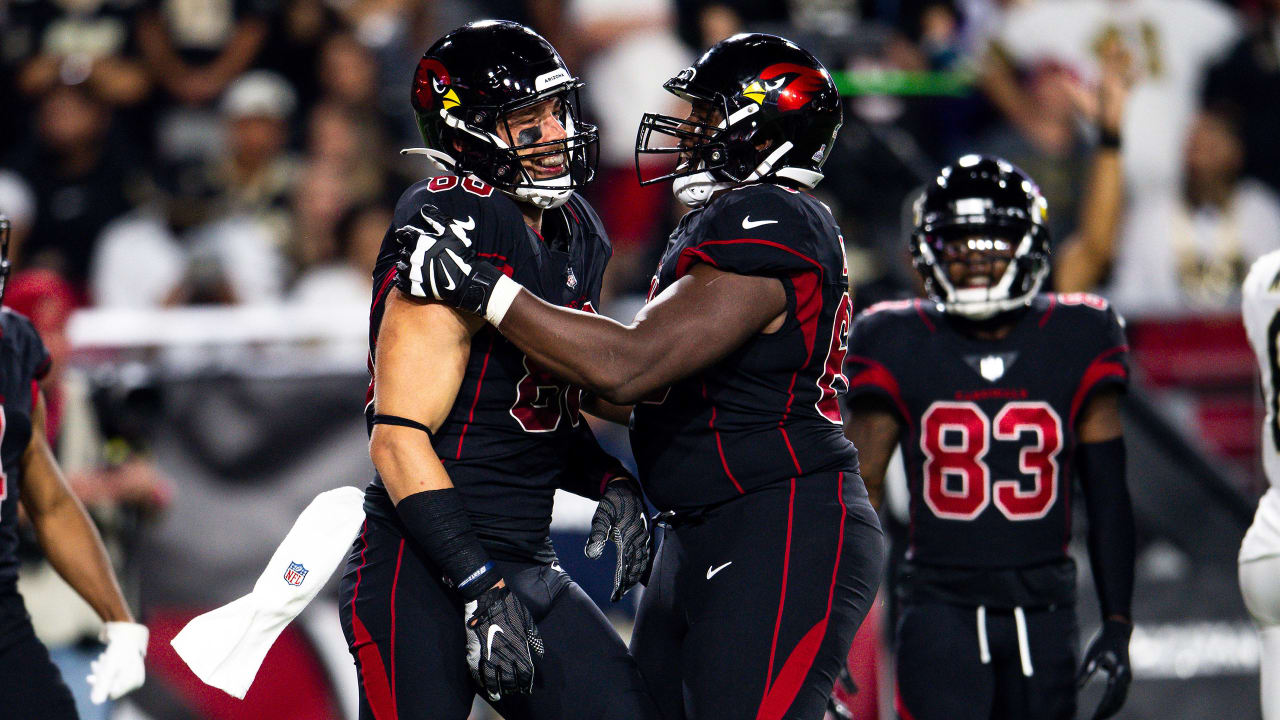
[
  {"x1": 706, "y1": 562, "x2": 732, "y2": 579},
  {"x1": 439, "y1": 266, "x2": 456, "y2": 291},
  {"x1": 742, "y1": 216, "x2": 777, "y2": 229},
  {"x1": 487, "y1": 625, "x2": 503, "y2": 656}
]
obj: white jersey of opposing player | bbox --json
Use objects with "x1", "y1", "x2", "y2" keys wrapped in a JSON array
[{"x1": 1241, "y1": 249, "x2": 1280, "y2": 563}]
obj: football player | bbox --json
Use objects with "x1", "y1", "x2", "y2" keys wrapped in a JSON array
[
  {"x1": 1241, "y1": 249, "x2": 1280, "y2": 720},
  {"x1": 844, "y1": 156, "x2": 1135, "y2": 720},
  {"x1": 341, "y1": 22, "x2": 657, "y2": 720},
  {"x1": 0, "y1": 215, "x2": 148, "y2": 717},
  {"x1": 394, "y1": 33, "x2": 885, "y2": 720}
]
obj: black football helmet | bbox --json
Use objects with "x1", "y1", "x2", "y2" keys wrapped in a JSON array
[
  {"x1": 911, "y1": 155, "x2": 1050, "y2": 319},
  {"x1": 636, "y1": 33, "x2": 841, "y2": 207},
  {"x1": 0, "y1": 216, "x2": 11, "y2": 306},
  {"x1": 407, "y1": 20, "x2": 597, "y2": 209}
]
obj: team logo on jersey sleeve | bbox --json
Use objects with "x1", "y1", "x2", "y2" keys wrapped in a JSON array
[{"x1": 284, "y1": 562, "x2": 309, "y2": 586}]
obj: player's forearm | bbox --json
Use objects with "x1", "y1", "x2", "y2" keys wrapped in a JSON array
[
  {"x1": 583, "y1": 394, "x2": 633, "y2": 426},
  {"x1": 1080, "y1": 153, "x2": 1124, "y2": 256},
  {"x1": 30, "y1": 484, "x2": 132, "y2": 624},
  {"x1": 370, "y1": 426, "x2": 456, "y2": 504},
  {"x1": 499, "y1": 290, "x2": 665, "y2": 404},
  {"x1": 1079, "y1": 437, "x2": 1135, "y2": 621}
]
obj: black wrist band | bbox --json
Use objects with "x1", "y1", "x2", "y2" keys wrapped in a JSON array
[
  {"x1": 396, "y1": 488, "x2": 500, "y2": 600},
  {"x1": 1098, "y1": 128, "x2": 1122, "y2": 149}
]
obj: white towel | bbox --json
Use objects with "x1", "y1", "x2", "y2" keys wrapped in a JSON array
[{"x1": 171, "y1": 486, "x2": 366, "y2": 698}]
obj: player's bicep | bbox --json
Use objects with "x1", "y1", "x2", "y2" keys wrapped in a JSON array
[
  {"x1": 1076, "y1": 386, "x2": 1123, "y2": 444},
  {"x1": 374, "y1": 289, "x2": 480, "y2": 428},
  {"x1": 19, "y1": 392, "x2": 73, "y2": 519},
  {"x1": 630, "y1": 263, "x2": 786, "y2": 383}
]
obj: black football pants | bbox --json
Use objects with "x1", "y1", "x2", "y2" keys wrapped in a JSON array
[
  {"x1": 0, "y1": 593, "x2": 78, "y2": 720},
  {"x1": 338, "y1": 513, "x2": 657, "y2": 720},
  {"x1": 631, "y1": 471, "x2": 884, "y2": 720},
  {"x1": 894, "y1": 601, "x2": 1078, "y2": 720}
]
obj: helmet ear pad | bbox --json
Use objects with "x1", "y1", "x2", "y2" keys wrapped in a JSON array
[
  {"x1": 719, "y1": 122, "x2": 782, "y2": 182},
  {"x1": 722, "y1": 137, "x2": 758, "y2": 180}
]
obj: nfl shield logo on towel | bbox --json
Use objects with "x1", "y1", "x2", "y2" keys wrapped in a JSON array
[{"x1": 284, "y1": 562, "x2": 308, "y2": 586}]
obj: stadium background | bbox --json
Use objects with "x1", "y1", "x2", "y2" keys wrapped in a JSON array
[{"x1": 0, "y1": 0, "x2": 1274, "y2": 717}]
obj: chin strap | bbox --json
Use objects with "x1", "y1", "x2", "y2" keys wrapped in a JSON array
[{"x1": 672, "y1": 142, "x2": 823, "y2": 208}]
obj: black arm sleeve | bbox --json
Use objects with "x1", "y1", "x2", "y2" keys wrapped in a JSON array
[
  {"x1": 1077, "y1": 437, "x2": 1135, "y2": 621},
  {"x1": 560, "y1": 422, "x2": 631, "y2": 501}
]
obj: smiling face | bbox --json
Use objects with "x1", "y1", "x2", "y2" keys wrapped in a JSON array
[
  {"x1": 938, "y1": 230, "x2": 1018, "y2": 290},
  {"x1": 498, "y1": 95, "x2": 571, "y2": 180}
]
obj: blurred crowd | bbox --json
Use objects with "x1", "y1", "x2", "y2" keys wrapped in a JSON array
[
  {"x1": 1, "y1": 1, "x2": 1277, "y2": 716},
  {"x1": 1, "y1": 0, "x2": 1277, "y2": 319}
]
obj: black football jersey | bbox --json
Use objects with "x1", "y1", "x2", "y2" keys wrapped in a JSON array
[
  {"x1": 0, "y1": 310, "x2": 51, "y2": 589},
  {"x1": 365, "y1": 175, "x2": 620, "y2": 562},
  {"x1": 845, "y1": 293, "x2": 1129, "y2": 573},
  {"x1": 630, "y1": 183, "x2": 858, "y2": 512}
]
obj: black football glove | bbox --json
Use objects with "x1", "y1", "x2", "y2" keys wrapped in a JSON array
[
  {"x1": 584, "y1": 475, "x2": 652, "y2": 602},
  {"x1": 393, "y1": 203, "x2": 504, "y2": 316},
  {"x1": 1077, "y1": 618, "x2": 1133, "y2": 720},
  {"x1": 464, "y1": 583, "x2": 545, "y2": 701}
]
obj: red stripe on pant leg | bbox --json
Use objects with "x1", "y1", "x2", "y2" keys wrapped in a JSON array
[
  {"x1": 761, "y1": 478, "x2": 797, "y2": 700},
  {"x1": 350, "y1": 520, "x2": 398, "y2": 720},
  {"x1": 895, "y1": 681, "x2": 919, "y2": 720},
  {"x1": 756, "y1": 618, "x2": 829, "y2": 720},
  {"x1": 390, "y1": 539, "x2": 405, "y2": 704},
  {"x1": 756, "y1": 474, "x2": 849, "y2": 720}
]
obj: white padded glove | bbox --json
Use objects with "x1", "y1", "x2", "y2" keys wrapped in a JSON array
[{"x1": 88, "y1": 621, "x2": 149, "y2": 704}]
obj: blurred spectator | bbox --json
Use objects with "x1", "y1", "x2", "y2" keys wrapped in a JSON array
[
  {"x1": 209, "y1": 70, "x2": 301, "y2": 246},
  {"x1": 675, "y1": 0, "x2": 791, "y2": 47},
  {"x1": 571, "y1": 0, "x2": 692, "y2": 300},
  {"x1": 290, "y1": 201, "x2": 391, "y2": 307},
  {"x1": 5, "y1": 82, "x2": 143, "y2": 294},
  {"x1": 11, "y1": 0, "x2": 151, "y2": 108},
  {"x1": 257, "y1": 0, "x2": 340, "y2": 110},
  {"x1": 969, "y1": 62, "x2": 1092, "y2": 245},
  {"x1": 982, "y1": 0, "x2": 1238, "y2": 204},
  {"x1": 1105, "y1": 108, "x2": 1280, "y2": 316},
  {"x1": 0, "y1": 171, "x2": 37, "y2": 260},
  {"x1": 136, "y1": 0, "x2": 270, "y2": 108},
  {"x1": 90, "y1": 159, "x2": 287, "y2": 307},
  {"x1": 307, "y1": 103, "x2": 387, "y2": 204},
  {"x1": 318, "y1": 31, "x2": 381, "y2": 112},
  {"x1": 1055, "y1": 40, "x2": 1132, "y2": 293},
  {"x1": 288, "y1": 159, "x2": 358, "y2": 273},
  {"x1": 1205, "y1": 0, "x2": 1280, "y2": 195}
]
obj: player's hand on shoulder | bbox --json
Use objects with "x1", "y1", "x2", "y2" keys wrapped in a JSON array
[
  {"x1": 584, "y1": 475, "x2": 652, "y2": 602},
  {"x1": 1076, "y1": 618, "x2": 1132, "y2": 719},
  {"x1": 464, "y1": 582, "x2": 544, "y2": 700},
  {"x1": 88, "y1": 621, "x2": 149, "y2": 704},
  {"x1": 394, "y1": 203, "x2": 506, "y2": 317}
]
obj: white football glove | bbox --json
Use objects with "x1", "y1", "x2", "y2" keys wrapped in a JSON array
[{"x1": 88, "y1": 621, "x2": 149, "y2": 704}]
